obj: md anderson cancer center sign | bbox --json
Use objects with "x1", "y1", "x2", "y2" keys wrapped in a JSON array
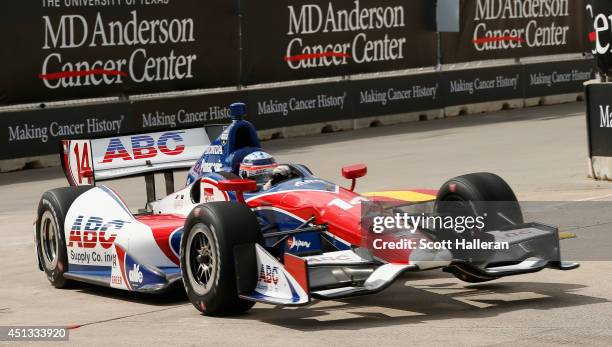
[
  {"x1": 240, "y1": 0, "x2": 437, "y2": 84},
  {"x1": 441, "y1": 0, "x2": 589, "y2": 63},
  {"x1": 0, "y1": 0, "x2": 240, "y2": 105}
]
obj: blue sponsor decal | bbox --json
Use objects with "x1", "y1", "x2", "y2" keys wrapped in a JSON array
[
  {"x1": 285, "y1": 232, "x2": 321, "y2": 254},
  {"x1": 170, "y1": 228, "x2": 182, "y2": 257},
  {"x1": 123, "y1": 250, "x2": 166, "y2": 290}
]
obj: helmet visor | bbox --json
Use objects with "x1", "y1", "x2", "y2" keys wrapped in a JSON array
[{"x1": 240, "y1": 164, "x2": 277, "y2": 187}]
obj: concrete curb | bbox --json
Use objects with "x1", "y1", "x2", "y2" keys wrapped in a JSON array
[
  {"x1": 524, "y1": 92, "x2": 583, "y2": 107},
  {"x1": 257, "y1": 92, "x2": 584, "y2": 143},
  {"x1": 0, "y1": 154, "x2": 60, "y2": 173},
  {"x1": 444, "y1": 99, "x2": 524, "y2": 118},
  {"x1": 256, "y1": 109, "x2": 444, "y2": 141}
]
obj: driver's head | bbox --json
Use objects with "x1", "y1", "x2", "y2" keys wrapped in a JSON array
[{"x1": 239, "y1": 151, "x2": 278, "y2": 188}]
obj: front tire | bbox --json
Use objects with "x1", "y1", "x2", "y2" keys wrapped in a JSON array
[
  {"x1": 435, "y1": 172, "x2": 523, "y2": 231},
  {"x1": 435, "y1": 173, "x2": 523, "y2": 283},
  {"x1": 181, "y1": 202, "x2": 260, "y2": 315},
  {"x1": 36, "y1": 186, "x2": 93, "y2": 288}
]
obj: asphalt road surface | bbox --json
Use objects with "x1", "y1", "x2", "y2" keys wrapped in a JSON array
[{"x1": 2, "y1": 102, "x2": 612, "y2": 346}]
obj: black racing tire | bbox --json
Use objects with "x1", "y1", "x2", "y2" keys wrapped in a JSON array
[
  {"x1": 180, "y1": 202, "x2": 260, "y2": 316},
  {"x1": 435, "y1": 172, "x2": 523, "y2": 231},
  {"x1": 36, "y1": 186, "x2": 93, "y2": 288},
  {"x1": 435, "y1": 173, "x2": 522, "y2": 283}
]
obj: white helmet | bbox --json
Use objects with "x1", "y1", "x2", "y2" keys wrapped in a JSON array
[{"x1": 239, "y1": 151, "x2": 278, "y2": 187}]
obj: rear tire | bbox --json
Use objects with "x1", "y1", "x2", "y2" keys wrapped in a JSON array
[
  {"x1": 36, "y1": 186, "x2": 93, "y2": 288},
  {"x1": 180, "y1": 202, "x2": 260, "y2": 315}
]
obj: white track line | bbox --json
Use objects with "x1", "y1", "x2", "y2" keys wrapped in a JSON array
[{"x1": 576, "y1": 193, "x2": 612, "y2": 202}]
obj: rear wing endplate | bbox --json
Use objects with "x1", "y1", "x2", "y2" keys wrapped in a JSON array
[{"x1": 60, "y1": 127, "x2": 217, "y2": 187}]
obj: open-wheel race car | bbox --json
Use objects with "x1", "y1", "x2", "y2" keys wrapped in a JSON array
[{"x1": 34, "y1": 102, "x2": 579, "y2": 315}]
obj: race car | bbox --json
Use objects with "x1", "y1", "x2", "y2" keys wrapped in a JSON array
[{"x1": 34, "y1": 102, "x2": 579, "y2": 315}]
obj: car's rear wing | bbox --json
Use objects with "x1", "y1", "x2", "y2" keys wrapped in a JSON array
[{"x1": 60, "y1": 126, "x2": 224, "y2": 193}]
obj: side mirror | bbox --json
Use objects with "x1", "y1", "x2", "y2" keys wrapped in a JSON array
[
  {"x1": 217, "y1": 179, "x2": 257, "y2": 202},
  {"x1": 342, "y1": 164, "x2": 367, "y2": 191}
]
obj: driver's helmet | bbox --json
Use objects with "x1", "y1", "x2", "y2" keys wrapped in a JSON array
[{"x1": 239, "y1": 151, "x2": 278, "y2": 187}]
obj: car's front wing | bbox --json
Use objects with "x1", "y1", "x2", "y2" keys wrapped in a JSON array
[{"x1": 234, "y1": 222, "x2": 579, "y2": 305}]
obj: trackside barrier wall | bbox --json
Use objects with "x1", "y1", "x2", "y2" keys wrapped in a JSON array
[
  {"x1": 1, "y1": 58, "x2": 594, "y2": 170},
  {"x1": 0, "y1": 0, "x2": 592, "y2": 106},
  {"x1": 0, "y1": 0, "x2": 597, "y2": 170},
  {"x1": 586, "y1": 81, "x2": 612, "y2": 180}
]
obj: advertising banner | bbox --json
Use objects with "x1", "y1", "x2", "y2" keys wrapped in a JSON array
[
  {"x1": 441, "y1": 65, "x2": 523, "y2": 106},
  {"x1": 246, "y1": 82, "x2": 352, "y2": 129},
  {"x1": 0, "y1": 89, "x2": 246, "y2": 160},
  {"x1": 586, "y1": 83, "x2": 612, "y2": 157},
  {"x1": 130, "y1": 91, "x2": 245, "y2": 133},
  {"x1": 441, "y1": 0, "x2": 590, "y2": 63},
  {"x1": 240, "y1": 0, "x2": 437, "y2": 84},
  {"x1": 1, "y1": 102, "x2": 131, "y2": 160},
  {"x1": 0, "y1": 0, "x2": 240, "y2": 105},
  {"x1": 524, "y1": 59, "x2": 594, "y2": 97},
  {"x1": 2, "y1": 60, "x2": 595, "y2": 160},
  {"x1": 350, "y1": 73, "x2": 441, "y2": 118},
  {"x1": 586, "y1": 0, "x2": 612, "y2": 78}
]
